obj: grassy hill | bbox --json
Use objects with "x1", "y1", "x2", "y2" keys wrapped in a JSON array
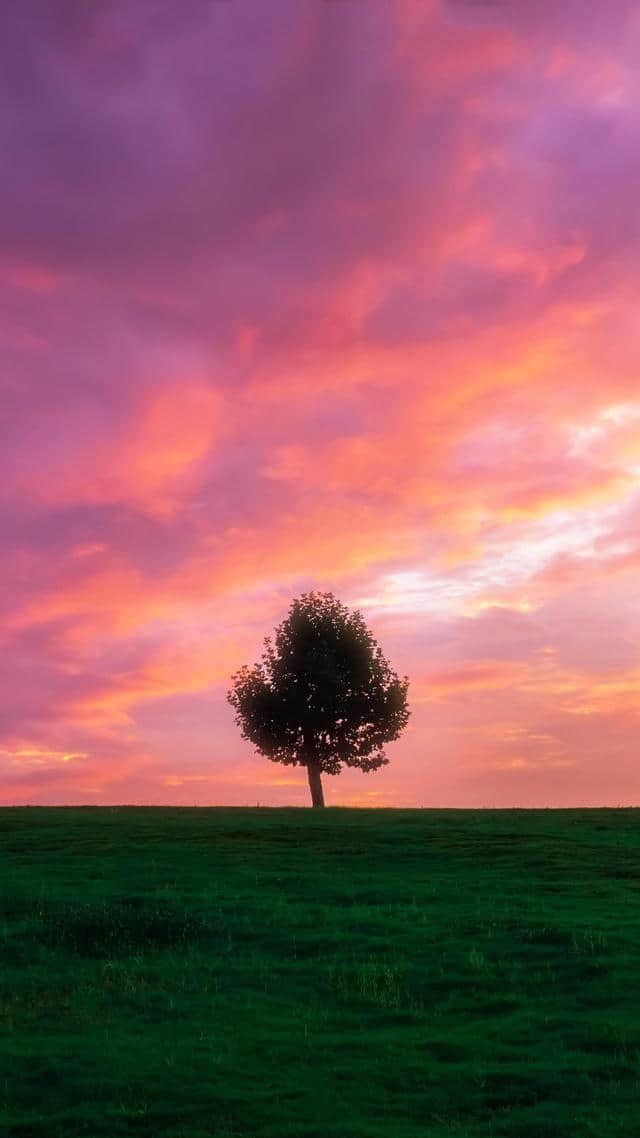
[{"x1": 1, "y1": 806, "x2": 638, "y2": 1136}]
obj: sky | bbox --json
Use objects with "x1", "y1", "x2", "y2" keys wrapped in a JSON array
[{"x1": 2, "y1": 0, "x2": 639, "y2": 808}]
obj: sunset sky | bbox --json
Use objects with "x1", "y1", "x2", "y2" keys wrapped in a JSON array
[{"x1": 2, "y1": 0, "x2": 639, "y2": 807}]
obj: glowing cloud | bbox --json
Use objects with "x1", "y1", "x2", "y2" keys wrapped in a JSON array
[{"x1": 1, "y1": 0, "x2": 639, "y2": 805}]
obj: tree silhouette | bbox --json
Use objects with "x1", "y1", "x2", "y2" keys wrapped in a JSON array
[{"x1": 227, "y1": 591, "x2": 410, "y2": 807}]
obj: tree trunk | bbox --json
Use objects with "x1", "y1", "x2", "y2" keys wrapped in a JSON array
[{"x1": 306, "y1": 760, "x2": 325, "y2": 808}]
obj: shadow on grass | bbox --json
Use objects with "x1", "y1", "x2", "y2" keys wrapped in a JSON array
[{"x1": 2, "y1": 891, "x2": 219, "y2": 958}]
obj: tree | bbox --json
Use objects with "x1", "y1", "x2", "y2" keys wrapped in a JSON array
[{"x1": 227, "y1": 591, "x2": 410, "y2": 807}]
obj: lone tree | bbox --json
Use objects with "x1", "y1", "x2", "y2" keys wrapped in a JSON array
[{"x1": 227, "y1": 591, "x2": 410, "y2": 807}]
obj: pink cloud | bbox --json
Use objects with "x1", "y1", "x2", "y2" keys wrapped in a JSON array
[{"x1": 1, "y1": 0, "x2": 639, "y2": 805}]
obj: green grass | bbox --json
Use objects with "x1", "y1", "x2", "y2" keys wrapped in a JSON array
[{"x1": 0, "y1": 806, "x2": 638, "y2": 1137}]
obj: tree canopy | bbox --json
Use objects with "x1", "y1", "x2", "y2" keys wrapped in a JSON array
[{"x1": 227, "y1": 591, "x2": 410, "y2": 806}]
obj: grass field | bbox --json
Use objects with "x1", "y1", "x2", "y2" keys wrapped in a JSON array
[{"x1": 0, "y1": 806, "x2": 638, "y2": 1137}]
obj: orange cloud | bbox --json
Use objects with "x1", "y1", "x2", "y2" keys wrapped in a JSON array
[
  {"x1": 66, "y1": 639, "x2": 243, "y2": 732},
  {"x1": 10, "y1": 379, "x2": 224, "y2": 517},
  {"x1": 412, "y1": 660, "x2": 530, "y2": 701}
]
